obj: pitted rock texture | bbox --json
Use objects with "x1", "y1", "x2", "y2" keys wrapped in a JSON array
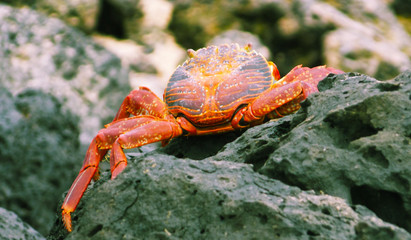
[
  {"x1": 49, "y1": 155, "x2": 410, "y2": 240},
  {"x1": 213, "y1": 71, "x2": 411, "y2": 232},
  {"x1": 49, "y1": 71, "x2": 411, "y2": 239}
]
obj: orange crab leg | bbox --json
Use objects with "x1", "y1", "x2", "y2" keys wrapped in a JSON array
[
  {"x1": 246, "y1": 65, "x2": 343, "y2": 121},
  {"x1": 109, "y1": 118, "x2": 183, "y2": 178},
  {"x1": 97, "y1": 116, "x2": 158, "y2": 149},
  {"x1": 245, "y1": 81, "x2": 313, "y2": 121},
  {"x1": 61, "y1": 138, "x2": 107, "y2": 232},
  {"x1": 114, "y1": 87, "x2": 167, "y2": 120},
  {"x1": 61, "y1": 116, "x2": 155, "y2": 232},
  {"x1": 61, "y1": 87, "x2": 172, "y2": 232},
  {"x1": 61, "y1": 115, "x2": 182, "y2": 232},
  {"x1": 232, "y1": 65, "x2": 343, "y2": 127}
]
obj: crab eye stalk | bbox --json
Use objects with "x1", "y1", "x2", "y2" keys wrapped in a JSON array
[
  {"x1": 244, "y1": 43, "x2": 252, "y2": 52},
  {"x1": 187, "y1": 49, "x2": 196, "y2": 58}
]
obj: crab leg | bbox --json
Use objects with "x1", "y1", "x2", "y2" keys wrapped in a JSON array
[
  {"x1": 61, "y1": 116, "x2": 155, "y2": 232},
  {"x1": 114, "y1": 87, "x2": 168, "y2": 120},
  {"x1": 108, "y1": 118, "x2": 183, "y2": 178},
  {"x1": 246, "y1": 81, "x2": 312, "y2": 121},
  {"x1": 246, "y1": 65, "x2": 343, "y2": 121},
  {"x1": 61, "y1": 87, "x2": 171, "y2": 232},
  {"x1": 61, "y1": 115, "x2": 182, "y2": 232},
  {"x1": 61, "y1": 138, "x2": 107, "y2": 232},
  {"x1": 232, "y1": 65, "x2": 343, "y2": 126}
]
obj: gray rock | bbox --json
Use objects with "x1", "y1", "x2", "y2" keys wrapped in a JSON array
[
  {"x1": 169, "y1": 0, "x2": 411, "y2": 79},
  {"x1": 316, "y1": 0, "x2": 411, "y2": 79},
  {"x1": 214, "y1": 70, "x2": 411, "y2": 232},
  {"x1": 25, "y1": 0, "x2": 99, "y2": 33},
  {"x1": 0, "y1": 4, "x2": 130, "y2": 145},
  {"x1": 48, "y1": 72, "x2": 411, "y2": 239},
  {"x1": 2, "y1": 0, "x2": 99, "y2": 33},
  {"x1": 49, "y1": 155, "x2": 410, "y2": 240},
  {"x1": 4, "y1": 0, "x2": 409, "y2": 80},
  {"x1": 0, "y1": 88, "x2": 80, "y2": 235},
  {"x1": 0, "y1": 207, "x2": 46, "y2": 240}
]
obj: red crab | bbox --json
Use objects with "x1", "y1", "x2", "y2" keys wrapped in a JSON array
[{"x1": 61, "y1": 43, "x2": 343, "y2": 232}]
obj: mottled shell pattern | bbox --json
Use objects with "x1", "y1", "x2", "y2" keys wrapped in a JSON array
[{"x1": 164, "y1": 43, "x2": 274, "y2": 127}]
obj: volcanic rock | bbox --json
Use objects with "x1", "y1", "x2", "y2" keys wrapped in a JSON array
[{"x1": 48, "y1": 71, "x2": 411, "y2": 239}]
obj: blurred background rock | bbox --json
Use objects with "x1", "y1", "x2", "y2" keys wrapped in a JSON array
[{"x1": 0, "y1": 0, "x2": 410, "y2": 237}]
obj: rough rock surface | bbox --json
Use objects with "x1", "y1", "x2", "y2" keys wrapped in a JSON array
[
  {"x1": 48, "y1": 72, "x2": 411, "y2": 239},
  {"x1": 213, "y1": 70, "x2": 411, "y2": 232},
  {"x1": 50, "y1": 155, "x2": 410, "y2": 240},
  {"x1": 0, "y1": 207, "x2": 46, "y2": 240},
  {"x1": 0, "y1": 88, "x2": 81, "y2": 235},
  {"x1": 0, "y1": 0, "x2": 99, "y2": 33},
  {"x1": 0, "y1": 4, "x2": 130, "y2": 144}
]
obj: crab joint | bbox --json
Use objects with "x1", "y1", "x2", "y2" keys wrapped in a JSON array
[{"x1": 243, "y1": 107, "x2": 261, "y2": 123}]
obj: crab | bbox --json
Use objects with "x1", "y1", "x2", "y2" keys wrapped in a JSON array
[{"x1": 61, "y1": 43, "x2": 343, "y2": 232}]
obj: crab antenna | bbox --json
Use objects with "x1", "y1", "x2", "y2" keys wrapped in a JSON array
[
  {"x1": 245, "y1": 43, "x2": 252, "y2": 52},
  {"x1": 187, "y1": 49, "x2": 196, "y2": 58}
]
